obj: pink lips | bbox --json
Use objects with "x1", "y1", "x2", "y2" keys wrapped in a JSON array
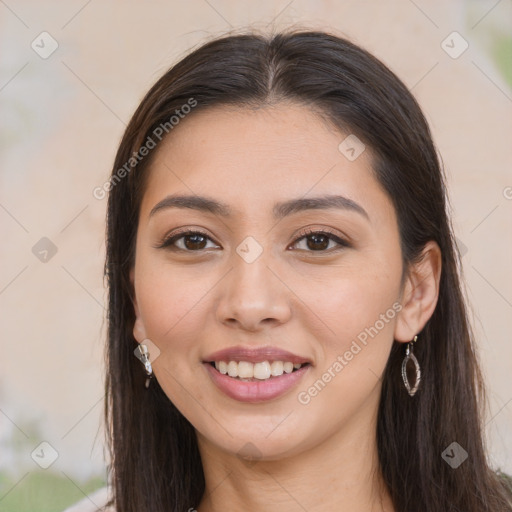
[
  {"x1": 203, "y1": 345, "x2": 312, "y2": 403},
  {"x1": 204, "y1": 345, "x2": 312, "y2": 365}
]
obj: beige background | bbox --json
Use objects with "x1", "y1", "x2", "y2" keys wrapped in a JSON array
[{"x1": 1, "y1": 0, "x2": 511, "y2": 507}]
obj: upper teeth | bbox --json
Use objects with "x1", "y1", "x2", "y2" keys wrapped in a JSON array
[{"x1": 214, "y1": 360, "x2": 303, "y2": 380}]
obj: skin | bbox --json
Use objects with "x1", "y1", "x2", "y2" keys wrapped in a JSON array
[{"x1": 130, "y1": 103, "x2": 442, "y2": 512}]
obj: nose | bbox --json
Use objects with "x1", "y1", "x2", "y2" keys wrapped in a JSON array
[{"x1": 215, "y1": 251, "x2": 292, "y2": 332}]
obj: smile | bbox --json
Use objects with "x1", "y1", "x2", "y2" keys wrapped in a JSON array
[
  {"x1": 210, "y1": 360, "x2": 308, "y2": 381},
  {"x1": 203, "y1": 361, "x2": 311, "y2": 403}
]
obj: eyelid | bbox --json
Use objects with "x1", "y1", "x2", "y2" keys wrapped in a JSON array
[
  {"x1": 289, "y1": 226, "x2": 351, "y2": 251},
  {"x1": 154, "y1": 227, "x2": 220, "y2": 250},
  {"x1": 155, "y1": 226, "x2": 351, "y2": 252}
]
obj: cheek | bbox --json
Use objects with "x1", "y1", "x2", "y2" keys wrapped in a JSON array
[
  {"x1": 134, "y1": 258, "x2": 217, "y2": 356},
  {"x1": 290, "y1": 255, "x2": 401, "y2": 353},
  {"x1": 135, "y1": 265, "x2": 216, "y2": 409},
  {"x1": 292, "y1": 269, "x2": 400, "y2": 424}
]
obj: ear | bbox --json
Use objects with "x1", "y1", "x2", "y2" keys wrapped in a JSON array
[
  {"x1": 130, "y1": 267, "x2": 147, "y2": 343},
  {"x1": 394, "y1": 241, "x2": 442, "y2": 343}
]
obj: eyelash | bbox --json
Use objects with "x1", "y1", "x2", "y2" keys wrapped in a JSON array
[{"x1": 156, "y1": 227, "x2": 350, "y2": 253}]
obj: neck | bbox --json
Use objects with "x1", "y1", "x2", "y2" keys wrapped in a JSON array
[{"x1": 196, "y1": 392, "x2": 395, "y2": 512}]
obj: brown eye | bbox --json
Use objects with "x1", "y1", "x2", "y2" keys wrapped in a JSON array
[
  {"x1": 157, "y1": 230, "x2": 220, "y2": 251},
  {"x1": 182, "y1": 233, "x2": 208, "y2": 250},
  {"x1": 305, "y1": 233, "x2": 330, "y2": 251},
  {"x1": 291, "y1": 230, "x2": 350, "y2": 252}
]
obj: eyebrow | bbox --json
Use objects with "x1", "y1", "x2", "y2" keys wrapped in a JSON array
[{"x1": 149, "y1": 194, "x2": 369, "y2": 221}]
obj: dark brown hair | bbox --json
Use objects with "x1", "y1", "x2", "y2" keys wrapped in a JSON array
[{"x1": 104, "y1": 29, "x2": 512, "y2": 511}]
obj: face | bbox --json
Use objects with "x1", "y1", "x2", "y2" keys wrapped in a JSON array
[{"x1": 130, "y1": 103, "x2": 405, "y2": 462}]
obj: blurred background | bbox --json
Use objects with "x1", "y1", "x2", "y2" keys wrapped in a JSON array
[{"x1": 1, "y1": 0, "x2": 511, "y2": 510}]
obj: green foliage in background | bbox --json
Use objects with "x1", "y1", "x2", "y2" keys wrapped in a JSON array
[
  {"x1": 492, "y1": 33, "x2": 512, "y2": 88},
  {"x1": 0, "y1": 470, "x2": 106, "y2": 512}
]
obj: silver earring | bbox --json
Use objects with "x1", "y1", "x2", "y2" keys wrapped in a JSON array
[
  {"x1": 137, "y1": 344, "x2": 153, "y2": 389},
  {"x1": 401, "y1": 335, "x2": 421, "y2": 396}
]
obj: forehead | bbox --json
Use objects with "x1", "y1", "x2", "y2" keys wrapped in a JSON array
[{"x1": 139, "y1": 103, "x2": 390, "y2": 222}]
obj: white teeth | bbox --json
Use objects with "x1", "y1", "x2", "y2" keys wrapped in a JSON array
[
  {"x1": 227, "y1": 361, "x2": 239, "y2": 377},
  {"x1": 238, "y1": 361, "x2": 254, "y2": 378},
  {"x1": 253, "y1": 361, "x2": 271, "y2": 380},
  {"x1": 270, "y1": 361, "x2": 284, "y2": 376},
  {"x1": 213, "y1": 360, "x2": 305, "y2": 380}
]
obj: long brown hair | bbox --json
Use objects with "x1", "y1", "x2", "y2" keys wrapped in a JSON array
[{"x1": 104, "y1": 29, "x2": 512, "y2": 511}]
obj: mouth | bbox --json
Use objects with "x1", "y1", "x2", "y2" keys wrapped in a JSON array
[
  {"x1": 206, "y1": 360, "x2": 311, "y2": 382},
  {"x1": 202, "y1": 346, "x2": 312, "y2": 402}
]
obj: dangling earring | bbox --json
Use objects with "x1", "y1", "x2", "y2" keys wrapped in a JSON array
[
  {"x1": 401, "y1": 335, "x2": 421, "y2": 396},
  {"x1": 136, "y1": 344, "x2": 153, "y2": 389}
]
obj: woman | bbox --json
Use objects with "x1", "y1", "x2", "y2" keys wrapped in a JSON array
[{"x1": 68, "y1": 29, "x2": 512, "y2": 511}]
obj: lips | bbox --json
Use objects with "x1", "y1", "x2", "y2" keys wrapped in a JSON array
[
  {"x1": 202, "y1": 345, "x2": 312, "y2": 403},
  {"x1": 203, "y1": 345, "x2": 312, "y2": 365}
]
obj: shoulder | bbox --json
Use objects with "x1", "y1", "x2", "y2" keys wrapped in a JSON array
[{"x1": 61, "y1": 486, "x2": 114, "y2": 512}]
